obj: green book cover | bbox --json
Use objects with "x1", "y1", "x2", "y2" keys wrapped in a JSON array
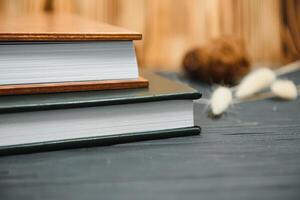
[
  {"x1": 0, "y1": 72, "x2": 201, "y2": 155},
  {"x1": 0, "y1": 71, "x2": 201, "y2": 113}
]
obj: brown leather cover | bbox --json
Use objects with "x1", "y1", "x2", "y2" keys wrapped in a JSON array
[
  {"x1": 0, "y1": 77, "x2": 148, "y2": 95},
  {"x1": 0, "y1": 13, "x2": 142, "y2": 41}
]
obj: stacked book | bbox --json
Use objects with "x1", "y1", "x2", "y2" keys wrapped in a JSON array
[{"x1": 0, "y1": 14, "x2": 201, "y2": 155}]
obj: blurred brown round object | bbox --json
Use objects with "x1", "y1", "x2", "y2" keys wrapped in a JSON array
[{"x1": 182, "y1": 36, "x2": 251, "y2": 85}]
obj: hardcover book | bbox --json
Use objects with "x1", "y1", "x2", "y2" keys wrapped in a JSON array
[
  {"x1": 0, "y1": 72, "x2": 201, "y2": 155},
  {"x1": 0, "y1": 13, "x2": 147, "y2": 95}
]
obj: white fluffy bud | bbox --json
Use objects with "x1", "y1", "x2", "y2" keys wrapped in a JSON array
[
  {"x1": 236, "y1": 68, "x2": 276, "y2": 99},
  {"x1": 211, "y1": 87, "x2": 232, "y2": 116},
  {"x1": 271, "y1": 80, "x2": 298, "y2": 100}
]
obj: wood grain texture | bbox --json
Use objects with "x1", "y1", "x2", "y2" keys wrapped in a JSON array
[
  {"x1": 0, "y1": 0, "x2": 299, "y2": 70},
  {"x1": 0, "y1": 13, "x2": 142, "y2": 41},
  {"x1": 0, "y1": 70, "x2": 299, "y2": 199},
  {"x1": 0, "y1": 77, "x2": 148, "y2": 95}
]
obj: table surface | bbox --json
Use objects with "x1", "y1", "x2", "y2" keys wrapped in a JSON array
[{"x1": 1, "y1": 71, "x2": 300, "y2": 200}]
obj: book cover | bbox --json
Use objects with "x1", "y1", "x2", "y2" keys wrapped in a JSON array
[
  {"x1": 0, "y1": 13, "x2": 142, "y2": 41},
  {"x1": 0, "y1": 13, "x2": 145, "y2": 95},
  {"x1": 0, "y1": 71, "x2": 201, "y2": 113},
  {"x1": 0, "y1": 72, "x2": 201, "y2": 155}
]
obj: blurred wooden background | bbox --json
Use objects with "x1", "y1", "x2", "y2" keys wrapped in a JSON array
[{"x1": 0, "y1": 0, "x2": 299, "y2": 70}]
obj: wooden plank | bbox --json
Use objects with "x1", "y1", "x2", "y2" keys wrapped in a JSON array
[
  {"x1": 2, "y1": 0, "x2": 299, "y2": 67},
  {"x1": 0, "y1": 77, "x2": 148, "y2": 95}
]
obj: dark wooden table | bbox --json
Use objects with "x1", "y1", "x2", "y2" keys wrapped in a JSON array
[{"x1": 1, "y1": 71, "x2": 300, "y2": 200}]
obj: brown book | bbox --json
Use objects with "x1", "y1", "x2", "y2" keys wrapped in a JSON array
[
  {"x1": 0, "y1": 13, "x2": 147, "y2": 95},
  {"x1": 0, "y1": 13, "x2": 142, "y2": 41},
  {"x1": 0, "y1": 77, "x2": 148, "y2": 95}
]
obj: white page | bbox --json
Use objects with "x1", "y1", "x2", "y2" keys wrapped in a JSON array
[
  {"x1": 0, "y1": 41, "x2": 139, "y2": 84},
  {"x1": 0, "y1": 100, "x2": 194, "y2": 147}
]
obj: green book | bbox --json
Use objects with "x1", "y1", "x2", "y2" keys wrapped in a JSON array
[{"x1": 0, "y1": 72, "x2": 201, "y2": 155}]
